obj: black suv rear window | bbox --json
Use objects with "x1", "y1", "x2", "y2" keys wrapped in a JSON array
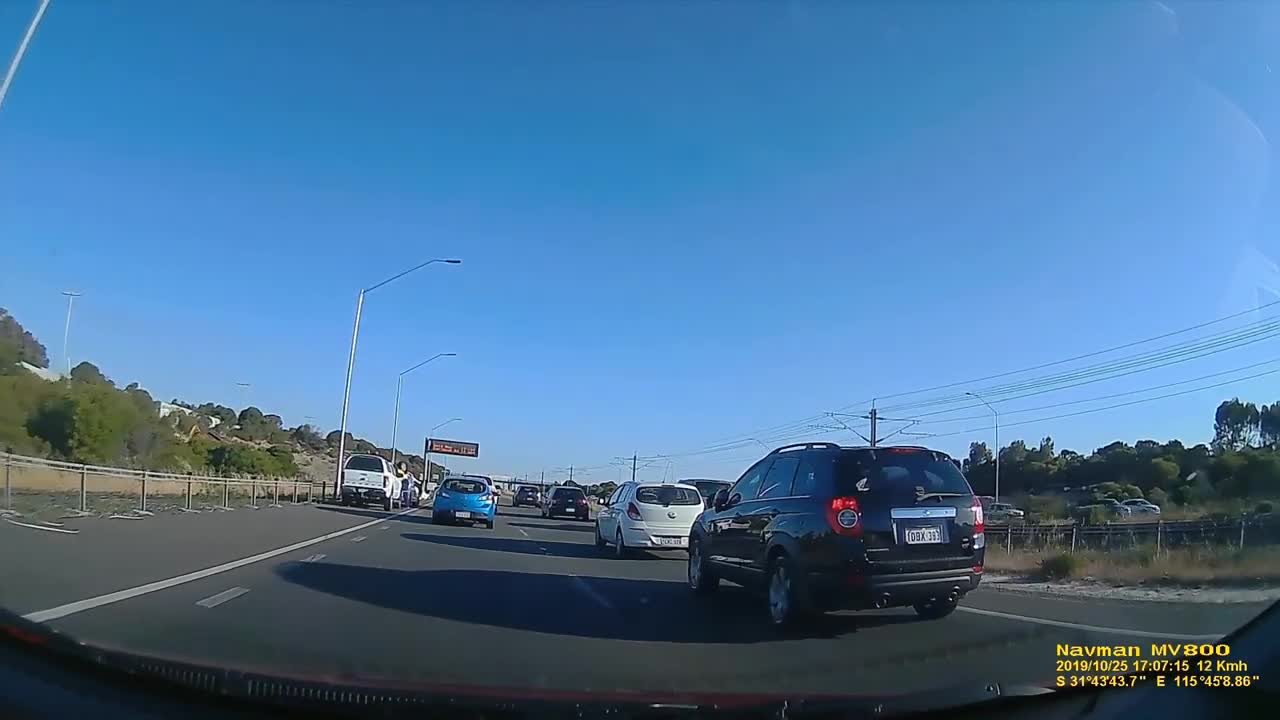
[
  {"x1": 554, "y1": 488, "x2": 585, "y2": 500},
  {"x1": 690, "y1": 480, "x2": 730, "y2": 499},
  {"x1": 834, "y1": 449, "x2": 971, "y2": 497},
  {"x1": 344, "y1": 455, "x2": 385, "y2": 472},
  {"x1": 635, "y1": 486, "x2": 702, "y2": 506}
]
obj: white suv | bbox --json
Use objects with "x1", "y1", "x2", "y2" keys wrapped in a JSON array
[
  {"x1": 594, "y1": 482, "x2": 703, "y2": 557},
  {"x1": 340, "y1": 454, "x2": 403, "y2": 511}
]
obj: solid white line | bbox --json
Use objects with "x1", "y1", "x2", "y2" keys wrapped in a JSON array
[
  {"x1": 4, "y1": 518, "x2": 79, "y2": 534},
  {"x1": 957, "y1": 606, "x2": 1224, "y2": 641},
  {"x1": 40, "y1": 521, "x2": 65, "y2": 527},
  {"x1": 23, "y1": 507, "x2": 419, "y2": 623},
  {"x1": 108, "y1": 514, "x2": 142, "y2": 521},
  {"x1": 516, "y1": 527, "x2": 529, "y2": 537},
  {"x1": 570, "y1": 575, "x2": 614, "y2": 610},
  {"x1": 352, "y1": 535, "x2": 367, "y2": 543},
  {"x1": 195, "y1": 587, "x2": 249, "y2": 608}
]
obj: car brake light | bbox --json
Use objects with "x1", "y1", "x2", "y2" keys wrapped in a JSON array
[
  {"x1": 826, "y1": 496, "x2": 862, "y2": 536},
  {"x1": 626, "y1": 502, "x2": 642, "y2": 521},
  {"x1": 971, "y1": 496, "x2": 984, "y2": 533}
]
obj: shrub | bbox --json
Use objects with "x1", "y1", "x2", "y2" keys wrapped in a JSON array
[
  {"x1": 1255, "y1": 501, "x2": 1274, "y2": 515},
  {"x1": 1038, "y1": 553, "x2": 1084, "y2": 580}
]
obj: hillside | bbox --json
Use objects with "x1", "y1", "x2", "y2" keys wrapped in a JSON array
[{"x1": 0, "y1": 308, "x2": 446, "y2": 482}]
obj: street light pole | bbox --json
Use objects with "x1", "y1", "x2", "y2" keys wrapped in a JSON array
[
  {"x1": 966, "y1": 392, "x2": 1000, "y2": 503},
  {"x1": 390, "y1": 353, "x2": 456, "y2": 465},
  {"x1": 333, "y1": 258, "x2": 461, "y2": 499},
  {"x1": 0, "y1": 0, "x2": 51, "y2": 117},
  {"x1": 60, "y1": 291, "x2": 80, "y2": 375}
]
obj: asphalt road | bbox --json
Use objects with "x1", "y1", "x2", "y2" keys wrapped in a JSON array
[{"x1": 0, "y1": 500, "x2": 1270, "y2": 697}]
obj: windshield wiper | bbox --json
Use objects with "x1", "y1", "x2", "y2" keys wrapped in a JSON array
[{"x1": 915, "y1": 492, "x2": 967, "y2": 502}]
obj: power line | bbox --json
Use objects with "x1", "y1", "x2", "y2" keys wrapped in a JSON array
[
  {"x1": 910, "y1": 356, "x2": 1280, "y2": 424},
  {"x1": 879, "y1": 316, "x2": 1280, "y2": 414},
  {"x1": 921, "y1": 364, "x2": 1280, "y2": 441}
]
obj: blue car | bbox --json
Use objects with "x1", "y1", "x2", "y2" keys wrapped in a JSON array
[{"x1": 431, "y1": 477, "x2": 497, "y2": 528}]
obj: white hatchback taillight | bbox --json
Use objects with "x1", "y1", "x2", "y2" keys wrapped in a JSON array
[{"x1": 626, "y1": 502, "x2": 643, "y2": 521}]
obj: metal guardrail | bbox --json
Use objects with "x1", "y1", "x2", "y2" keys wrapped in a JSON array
[
  {"x1": 985, "y1": 514, "x2": 1280, "y2": 552},
  {"x1": 1, "y1": 451, "x2": 326, "y2": 515}
]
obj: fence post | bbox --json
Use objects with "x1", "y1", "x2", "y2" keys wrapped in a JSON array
[
  {"x1": 1006, "y1": 524, "x2": 1012, "y2": 554},
  {"x1": 1240, "y1": 515, "x2": 1246, "y2": 548},
  {"x1": 1156, "y1": 520, "x2": 1162, "y2": 555},
  {"x1": 251, "y1": 480, "x2": 257, "y2": 508},
  {"x1": 185, "y1": 476, "x2": 193, "y2": 511},
  {"x1": 79, "y1": 465, "x2": 88, "y2": 512},
  {"x1": 3, "y1": 455, "x2": 10, "y2": 512},
  {"x1": 273, "y1": 479, "x2": 280, "y2": 507},
  {"x1": 1070, "y1": 525, "x2": 1077, "y2": 554},
  {"x1": 139, "y1": 471, "x2": 147, "y2": 512},
  {"x1": 222, "y1": 477, "x2": 229, "y2": 509}
]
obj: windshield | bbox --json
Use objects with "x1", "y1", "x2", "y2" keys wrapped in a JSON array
[
  {"x1": 635, "y1": 485, "x2": 702, "y2": 506},
  {"x1": 1, "y1": 0, "x2": 1274, "y2": 710},
  {"x1": 344, "y1": 456, "x2": 384, "y2": 473}
]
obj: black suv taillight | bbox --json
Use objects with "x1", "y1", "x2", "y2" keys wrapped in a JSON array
[{"x1": 826, "y1": 496, "x2": 862, "y2": 537}]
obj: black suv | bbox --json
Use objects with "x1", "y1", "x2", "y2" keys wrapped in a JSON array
[
  {"x1": 687, "y1": 442, "x2": 984, "y2": 627},
  {"x1": 513, "y1": 485, "x2": 542, "y2": 508}
]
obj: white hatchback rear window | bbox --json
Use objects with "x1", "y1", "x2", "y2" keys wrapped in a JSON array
[{"x1": 635, "y1": 486, "x2": 701, "y2": 506}]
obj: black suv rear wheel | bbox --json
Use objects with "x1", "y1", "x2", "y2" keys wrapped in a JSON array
[
  {"x1": 913, "y1": 598, "x2": 958, "y2": 620},
  {"x1": 766, "y1": 553, "x2": 807, "y2": 627},
  {"x1": 687, "y1": 538, "x2": 718, "y2": 594}
]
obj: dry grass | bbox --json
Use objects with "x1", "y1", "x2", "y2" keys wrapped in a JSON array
[{"x1": 986, "y1": 545, "x2": 1280, "y2": 587}]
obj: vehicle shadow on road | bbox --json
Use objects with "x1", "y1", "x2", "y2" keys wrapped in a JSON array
[
  {"x1": 275, "y1": 561, "x2": 919, "y2": 643},
  {"x1": 507, "y1": 521, "x2": 595, "y2": 534},
  {"x1": 403, "y1": 531, "x2": 617, "y2": 560},
  {"x1": 313, "y1": 505, "x2": 438, "y2": 525}
]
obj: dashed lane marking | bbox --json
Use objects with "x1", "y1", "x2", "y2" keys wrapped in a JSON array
[
  {"x1": 22, "y1": 507, "x2": 420, "y2": 623},
  {"x1": 352, "y1": 535, "x2": 367, "y2": 543},
  {"x1": 4, "y1": 518, "x2": 80, "y2": 534},
  {"x1": 196, "y1": 587, "x2": 250, "y2": 609}
]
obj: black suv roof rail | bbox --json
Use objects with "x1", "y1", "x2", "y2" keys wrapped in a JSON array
[{"x1": 769, "y1": 442, "x2": 841, "y2": 455}]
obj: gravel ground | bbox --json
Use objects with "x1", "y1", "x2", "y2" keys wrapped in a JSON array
[{"x1": 983, "y1": 573, "x2": 1280, "y2": 604}]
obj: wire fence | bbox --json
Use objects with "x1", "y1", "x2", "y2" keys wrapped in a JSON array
[
  {"x1": 984, "y1": 514, "x2": 1280, "y2": 553},
  {"x1": 0, "y1": 451, "x2": 326, "y2": 518}
]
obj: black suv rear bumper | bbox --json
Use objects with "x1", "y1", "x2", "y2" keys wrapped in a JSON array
[{"x1": 808, "y1": 567, "x2": 982, "y2": 611}]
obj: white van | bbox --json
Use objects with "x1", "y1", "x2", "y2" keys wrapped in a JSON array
[{"x1": 340, "y1": 454, "x2": 403, "y2": 511}]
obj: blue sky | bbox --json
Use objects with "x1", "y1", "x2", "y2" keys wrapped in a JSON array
[{"x1": 2, "y1": 1, "x2": 1277, "y2": 483}]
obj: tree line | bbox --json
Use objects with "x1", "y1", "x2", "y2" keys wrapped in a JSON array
[
  {"x1": 0, "y1": 310, "x2": 445, "y2": 480},
  {"x1": 962, "y1": 396, "x2": 1279, "y2": 514}
]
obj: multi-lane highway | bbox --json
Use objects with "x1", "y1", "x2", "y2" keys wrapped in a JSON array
[{"x1": 0, "y1": 500, "x2": 1266, "y2": 698}]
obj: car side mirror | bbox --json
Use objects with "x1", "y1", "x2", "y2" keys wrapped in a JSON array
[{"x1": 712, "y1": 488, "x2": 730, "y2": 511}]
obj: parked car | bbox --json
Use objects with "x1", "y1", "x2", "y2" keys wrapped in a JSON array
[
  {"x1": 687, "y1": 443, "x2": 985, "y2": 628},
  {"x1": 431, "y1": 477, "x2": 497, "y2": 528},
  {"x1": 683, "y1": 479, "x2": 732, "y2": 510},
  {"x1": 1121, "y1": 498, "x2": 1161, "y2": 515},
  {"x1": 542, "y1": 486, "x2": 591, "y2": 520},
  {"x1": 986, "y1": 502, "x2": 1025, "y2": 523},
  {"x1": 513, "y1": 485, "x2": 542, "y2": 508},
  {"x1": 1074, "y1": 499, "x2": 1133, "y2": 521},
  {"x1": 340, "y1": 454, "x2": 404, "y2": 511},
  {"x1": 595, "y1": 482, "x2": 704, "y2": 557}
]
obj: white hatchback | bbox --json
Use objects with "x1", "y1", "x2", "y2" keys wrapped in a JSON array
[{"x1": 594, "y1": 482, "x2": 704, "y2": 557}]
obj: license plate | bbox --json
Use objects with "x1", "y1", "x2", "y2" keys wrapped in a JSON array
[
  {"x1": 655, "y1": 537, "x2": 684, "y2": 547},
  {"x1": 455, "y1": 511, "x2": 471, "y2": 519},
  {"x1": 904, "y1": 526, "x2": 943, "y2": 544}
]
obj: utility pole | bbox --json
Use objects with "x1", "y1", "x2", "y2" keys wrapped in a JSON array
[
  {"x1": 540, "y1": 469, "x2": 545, "y2": 491},
  {"x1": 631, "y1": 453, "x2": 637, "y2": 483},
  {"x1": 868, "y1": 405, "x2": 878, "y2": 447},
  {"x1": 568, "y1": 465, "x2": 574, "y2": 484}
]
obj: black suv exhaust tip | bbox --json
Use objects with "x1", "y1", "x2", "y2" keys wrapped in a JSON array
[{"x1": 873, "y1": 594, "x2": 892, "y2": 609}]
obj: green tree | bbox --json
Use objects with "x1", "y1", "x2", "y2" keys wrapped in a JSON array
[
  {"x1": 0, "y1": 308, "x2": 50, "y2": 368},
  {"x1": 1214, "y1": 398, "x2": 1260, "y2": 451},
  {"x1": 69, "y1": 361, "x2": 111, "y2": 386},
  {"x1": 1147, "y1": 457, "x2": 1180, "y2": 490}
]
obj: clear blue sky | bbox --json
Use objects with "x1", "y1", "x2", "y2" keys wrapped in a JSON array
[{"x1": 2, "y1": 1, "x2": 1277, "y2": 483}]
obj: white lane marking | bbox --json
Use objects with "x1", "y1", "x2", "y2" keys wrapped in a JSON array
[
  {"x1": 352, "y1": 535, "x2": 367, "y2": 543},
  {"x1": 23, "y1": 507, "x2": 419, "y2": 623},
  {"x1": 301, "y1": 553, "x2": 326, "y2": 563},
  {"x1": 40, "y1": 521, "x2": 65, "y2": 527},
  {"x1": 379, "y1": 525, "x2": 389, "y2": 530},
  {"x1": 4, "y1": 518, "x2": 80, "y2": 534},
  {"x1": 570, "y1": 575, "x2": 614, "y2": 610},
  {"x1": 195, "y1": 587, "x2": 249, "y2": 608},
  {"x1": 957, "y1": 606, "x2": 1225, "y2": 641},
  {"x1": 516, "y1": 527, "x2": 529, "y2": 537},
  {"x1": 108, "y1": 514, "x2": 142, "y2": 520}
]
